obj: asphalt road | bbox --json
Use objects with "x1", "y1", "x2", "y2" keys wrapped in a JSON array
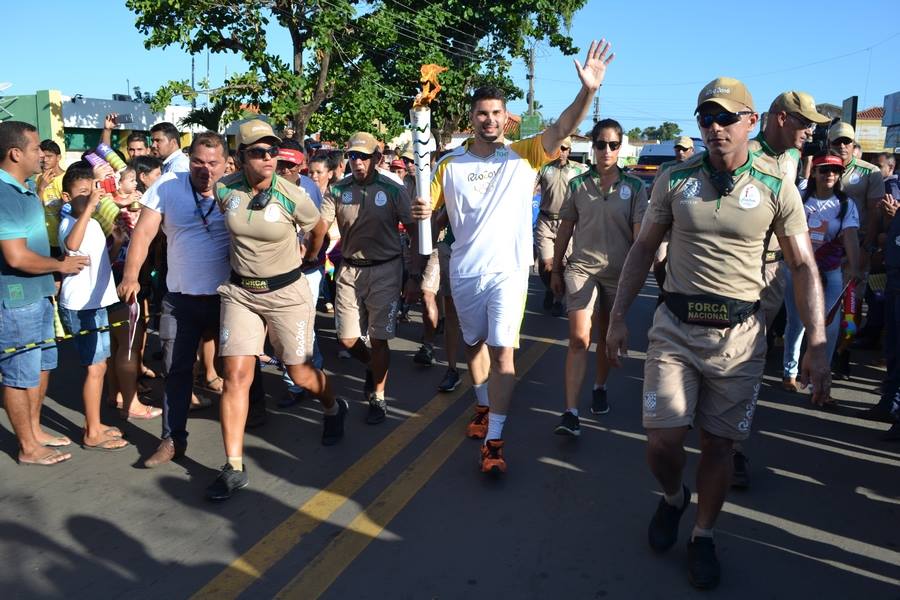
[{"x1": 2, "y1": 276, "x2": 899, "y2": 599}]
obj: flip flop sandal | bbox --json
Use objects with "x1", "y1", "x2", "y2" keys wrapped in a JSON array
[
  {"x1": 203, "y1": 377, "x2": 224, "y2": 393},
  {"x1": 19, "y1": 448, "x2": 71, "y2": 466},
  {"x1": 82, "y1": 436, "x2": 131, "y2": 452},
  {"x1": 120, "y1": 406, "x2": 163, "y2": 420},
  {"x1": 42, "y1": 437, "x2": 72, "y2": 448}
]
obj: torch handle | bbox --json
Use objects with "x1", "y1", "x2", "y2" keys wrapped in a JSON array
[{"x1": 411, "y1": 107, "x2": 434, "y2": 255}]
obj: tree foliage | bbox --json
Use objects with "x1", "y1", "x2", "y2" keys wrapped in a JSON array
[
  {"x1": 640, "y1": 121, "x2": 682, "y2": 141},
  {"x1": 625, "y1": 127, "x2": 642, "y2": 141},
  {"x1": 126, "y1": 0, "x2": 588, "y2": 144}
]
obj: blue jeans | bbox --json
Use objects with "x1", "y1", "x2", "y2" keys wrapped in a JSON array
[
  {"x1": 783, "y1": 266, "x2": 844, "y2": 378},
  {"x1": 0, "y1": 297, "x2": 57, "y2": 388},
  {"x1": 59, "y1": 307, "x2": 111, "y2": 366}
]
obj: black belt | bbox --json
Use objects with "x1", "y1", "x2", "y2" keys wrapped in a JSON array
[
  {"x1": 663, "y1": 292, "x2": 759, "y2": 328},
  {"x1": 230, "y1": 267, "x2": 301, "y2": 293},
  {"x1": 764, "y1": 250, "x2": 783, "y2": 264},
  {"x1": 343, "y1": 255, "x2": 400, "y2": 268},
  {"x1": 540, "y1": 211, "x2": 561, "y2": 220}
]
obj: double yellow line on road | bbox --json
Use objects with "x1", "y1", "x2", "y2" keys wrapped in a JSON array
[{"x1": 193, "y1": 340, "x2": 550, "y2": 600}]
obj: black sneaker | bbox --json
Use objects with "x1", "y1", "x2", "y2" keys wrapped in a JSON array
[
  {"x1": 591, "y1": 387, "x2": 610, "y2": 415},
  {"x1": 648, "y1": 484, "x2": 690, "y2": 553},
  {"x1": 550, "y1": 301, "x2": 564, "y2": 317},
  {"x1": 554, "y1": 411, "x2": 581, "y2": 437},
  {"x1": 414, "y1": 344, "x2": 435, "y2": 366},
  {"x1": 731, "y1": 450, "x2": 749, "y2": 489},
  {"x1": 363, "y1": 369, "x2": 374, "y2": 395},
  {"x1": 322, "y1": 398, "x2": 349, "y2": 446},
  {"x1": 206, "y1": 464, "x2": 249, "y2": 501},
  {"x1": 543, "y1": 289, "x2": 554, "y2": 311},
  {"x1": 437, "y1": 368, "x2": 461, "y2": 393},
  {"x1": 366, "y1": 396, "x2": 387, "y2": 424},
  {"x1": 687, "y1": 536, "x2": 721, "y2": 590}
]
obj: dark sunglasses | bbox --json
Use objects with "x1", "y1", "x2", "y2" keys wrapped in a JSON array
[
  {"x1": 347, "y1": 151, "x2": 373, "y2": 161},
  {"x1": 831, "y1": 137, "x2": 853, "y2": 147},
  {"x1": 674, "y1": 145, "x2": 691, "y2": 152},
  {"x1": 697, "y1": 111, "x2": 752, "y2": 128},
  {"x1": 244, "y1": 145, "x2": 280, "y2": 160},
  {"x1": 816, "y1": 166, "x2": 844, "y2": 175},
  {"x1": 593, "y1": 140, "x2": 621, "y2": 151},
  {"x1": 787, "y1": 112, "x2": 815, "y2": 130},
  {"x1": 248, "y1": 189, "x2": 272, "y2": 211}
]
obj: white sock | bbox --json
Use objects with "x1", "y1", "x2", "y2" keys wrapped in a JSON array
[
  {"x1": 593, "y1": 383, "x2": 607, "y2": 391},
  {"x1": 474, "y1": 382, "x2": 489, "y2": 407},
  {"x1": 227, "y1": 456, "x2": 243, "y2": 471},
  {"x1": 323, "y1": 401, "x2": 339, "y2": 416},
  {"x1": 566, "y1": 407, "x2": 579, "y2": 417},
  {"x1": 371, "y1": 390, "x2": 385, "y2": 402},
  {"x1": 691, "y1": 525, "x2": 714, "y2": 541},
  {"x1": 664, "y1": 486, "x2": 684, "y2": 507},
  {"x1": 485, "y1": 412, "x2": 506, "y2": 441}
]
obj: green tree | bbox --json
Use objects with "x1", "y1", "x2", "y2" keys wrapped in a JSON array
[
  {"x1": 641, "y1": 121, "x2": 682, "y2": 141},
  {"x1": 625, "y1": 127, "x2": 642, "y2": 141},
  {"x1": 127, "y1": 0, "x2": 588, "y2": 144}
]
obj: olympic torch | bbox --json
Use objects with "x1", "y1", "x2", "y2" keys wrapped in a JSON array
[{"x1": 410, "y1": 64, "x2": 447, "y2": 255}]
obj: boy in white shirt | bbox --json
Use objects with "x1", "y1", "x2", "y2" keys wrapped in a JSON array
[{"x1": 58, "y1": 163, "x2": 130, "y2": 451}]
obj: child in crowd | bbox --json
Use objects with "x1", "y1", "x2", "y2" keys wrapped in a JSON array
[{"x1": 58, "y1": 163, "x2": 132, "y2": 450}]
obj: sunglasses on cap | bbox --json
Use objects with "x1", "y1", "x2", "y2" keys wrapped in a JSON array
[
  {"x1": 831, "y1": 137, "x2": 853, "y2": 147},
  {"x1": 787, "y1": 112, "x2": 815, "y2": 130},
  {"x1": 816, "y1": 166, "x2": 844, "y2": 175},
  {"x1": 674, "y1": 145, "x2": 691, "y2": 152},
  {"x1": 593, "y1": 140, "x2": 621, "y2": 151},
  {"x1": 347, "y1": 151, "x2": 373, "y2": 161},
  {"x1": 248, "y1": 189, "x2": 272, "y2": 211},
  {"x1": 244, "y1": 145, "x2": 280, "y2": 160},
  {"x1": 697, "y1": 111, "x2": 752, "y2": 128}
]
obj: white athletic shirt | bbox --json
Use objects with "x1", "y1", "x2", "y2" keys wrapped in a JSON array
[
  {"x1": 140, "y1": 171, "x2": 230, "y2": 295},
  {"x1": 432, "y1": 136, "x2": 551, "y2": 279},
  {"x1": 58, "y1": 215, "x2": 119, "y2": 310}
]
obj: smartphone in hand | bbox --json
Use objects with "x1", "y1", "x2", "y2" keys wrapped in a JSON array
[{"x1": 115, "y1": 113, "x2": 134, "y2": 124}]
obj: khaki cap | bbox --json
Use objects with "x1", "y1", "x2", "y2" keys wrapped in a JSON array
[
  {"x1": 673, "y1": 136, "x2": 694, "y2": 149},
  {"x1": 238, "y1": 119, "x2": 281, "y2": 147},
  {"x1": 346, "y1": 132, "x2": 379, "y2": 154},
  {"x1": 560, "y1": 136, "x2": 573, "y2": 149},
  {"x1": 827, "y1": 121, "x2": 855, "y2": 142},
  {"x1": 771, "y1": 92, "x2": 830, "y2": 124},
  {"x1": 696, "y1": 77, "x2": 754, "y2": 113},
  {"x1": 399, "y1": 143, "x2": 415, "y2": 161}
]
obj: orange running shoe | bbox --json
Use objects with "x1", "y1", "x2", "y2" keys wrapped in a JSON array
[
  {"x1": 480, "y1": 439, "x2": 506, "y2": 474},
  {"x1": 466, "y1": 405, "x2": 489, "y2": 439}
]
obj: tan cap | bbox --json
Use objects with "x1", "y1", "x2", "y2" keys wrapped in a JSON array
[
  {"x1": 399, "y1": 143, "x2": 415, "y2": 161},
  {"x1": 827, "y1": 121, "x2": 855, "y2": 142},
  {"x1": 238, "y1": 119, "x2": 281, "y2": 147},
  {"x1": 560, "y1": 136, "x2": 572, "y2": 149},
  {"x1": 696, "y1": 77, "x2": 754, "y2": 113},
  {"x1": 346, "y1": 132, "x2": 379, "y2": 154},
  {"x1": 771, "y1": 91, "x2": 830, "y2": 124},
  {"x1": 673, "y1": 136, "x2": 694, "y2": 149}
]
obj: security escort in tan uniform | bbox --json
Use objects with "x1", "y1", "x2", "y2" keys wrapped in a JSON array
[
  {"x1": 651, "y1": 136, "x2": 694, "y2": 288},
  {"x1": 321, "y1": 131, "x2": 429, "y2": 424},
  {"x1": 732, "y1": 90, "x2": 831, "y2": 488},
  {"x1": 535, "y1": 136, "x2": 585, "y2": 315},
  {"x1": 605, "y1": 78, "x2": 830, "y2": 590},
  {"x1": 550, "y1": 118, "x2": 648, "y2": 437},
  {"x1": 209, "y1": 120, "x2": 345, "y2": 501},
  {"x1": 827, "y1": 121, "x2": 885, "y2": 259}
]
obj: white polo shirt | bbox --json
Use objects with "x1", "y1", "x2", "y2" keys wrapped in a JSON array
[
  {"x1": 140, "y1": 171, "x2": 230, "y2": 295},
  {"x1": 431, "y1": 136, "x2": 551, "y2": 279}
]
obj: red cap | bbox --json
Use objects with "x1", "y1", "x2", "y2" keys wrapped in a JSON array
[
  {"x1": 812, "y1": 154, "x2": 843, "y2": 169},
  {"x1": 277, "y1": 148, "x2": 305, "y2": 165},
  {"x1": 389, "y1": 159, "x2": 406, "y2": 170}
]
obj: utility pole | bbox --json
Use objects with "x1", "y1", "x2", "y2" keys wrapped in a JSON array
[
  {"x1": 527, "y1": 45, "x2": 535, "y2": 116},
  {"x1": 191, "y1": 56, "x2": 196, "y2": 108},
  {"x1": 592, "y1": 97, "x2": 600, "y2": 124}
]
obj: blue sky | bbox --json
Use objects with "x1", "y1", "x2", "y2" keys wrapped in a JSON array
[{"x1": 4, "y1": 1, "x2": 898, "y2": 138}]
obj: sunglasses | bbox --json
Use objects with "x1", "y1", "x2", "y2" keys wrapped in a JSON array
[
  {"x1": 248, "y1": 189, "x2": 272, "y2": 211},
  {"x1": 697, "y1": 111, "x2": 752, "y2": 128},
  {"x1": 347, "y1": 151, "x2": 373, "y2": 161},
  {"x1": 593, "y1": 140, "x2": 621, "y2": 151},
  {"x1": 816, "y1": 166, "x2": 844, "y2": 175},
  {"x1": 831, "y1": 138, "x2": 853, "y2": 147},
  {"x1": 787, "y1": 113, "x2": 815, "y2": 130},
  {"x1": 674, "y1": 146, "x2": 691, "y2": 152},
  {"x1": 244, "y1": 145, "x2": 280, "y2": 160}
]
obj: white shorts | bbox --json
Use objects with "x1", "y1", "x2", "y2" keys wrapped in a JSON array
[{"x1": 450, "y1": 271, "x2": 529, "y2": 348}]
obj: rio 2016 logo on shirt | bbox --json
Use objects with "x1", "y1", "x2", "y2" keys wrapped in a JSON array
[
  {"x1": 620, "y1": 184, "x2": 632, "y2": 201},
  {"x1": 467, "y1": 168, "x2": 500, "y2": 195},
  {"x1": 738, "y1": 185, "x2": 761, "y2": 209}
]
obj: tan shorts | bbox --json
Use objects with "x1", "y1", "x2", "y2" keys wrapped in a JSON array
[
  {"x1": 534, "y1": 215, "x2": 561, "y2": 261},
  {"x1": 421, "y1": 242, "x2": 450, "y2": 296},
  {"x1": 218, "y1": 277, "x2": 315, "y2": 365},
  {"x1": 564, "y1": 268, "x2": 617, "y2": 314},
  {"x1": 642, "y1": 304, "x2": 766, "y2": 440},
  {"x1": 759, "y1": 261, "x2": 786, "y2": 330},
  {"x1": 335, "y1": 259, "x2": 402, "y2": 340}
]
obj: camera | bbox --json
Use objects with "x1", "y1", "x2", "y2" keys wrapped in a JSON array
[{"x1": 802, "y1": 117, "x2": 840, "y2": 157}]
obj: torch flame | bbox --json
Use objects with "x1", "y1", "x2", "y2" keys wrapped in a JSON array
[{"x1": 413, "y1": 64, "x2": 448, "y2": 108}]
